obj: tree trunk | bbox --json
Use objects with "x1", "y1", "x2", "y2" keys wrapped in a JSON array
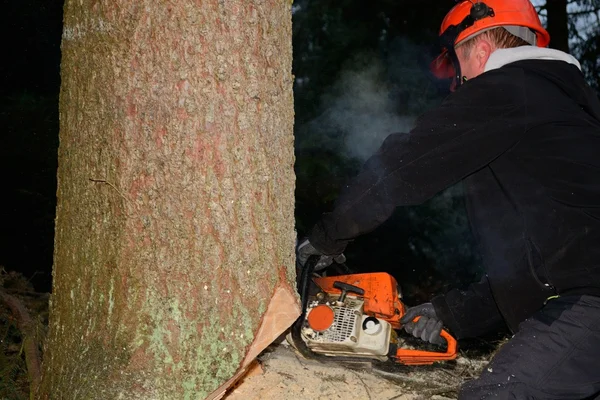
[
  {"x1": 545, "y1": 0, "x2": 570, "y2": 52},
  {"x1": 39, "y1": 1, "x2": 298, "y2": 398}
]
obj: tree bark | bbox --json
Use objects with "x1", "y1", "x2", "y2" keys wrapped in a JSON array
[
  {"x1": 39, "y1": 1, "x2": 298, "y2": 398},
  {"x1": 545, "y1": 0, "x2": 570, "y2": 52}
]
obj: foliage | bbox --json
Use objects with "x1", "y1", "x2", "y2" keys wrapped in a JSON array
[
  {"x1": 568, "y1": 0, "x2": 600, "y2": 91},
  {"x1": 0, "y1": 270, "x2": 48, "y2": 400},
  {"x1": 536, "y1": 0, "x2": 600, "y2": 91},
  {"x1": 574, "y1": 26, "x2": 600, "y2": 92},
  {"x1": 0, "y1": 315, "x2": 28, "y2": 400}
]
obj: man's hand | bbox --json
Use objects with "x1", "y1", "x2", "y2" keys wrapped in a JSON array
[
  {"x1": 400, "y1": 303, "x2": 446, "y2": 345},
  {"x1": 296, "y1": 238, "x2": 346, "y2": 271}
]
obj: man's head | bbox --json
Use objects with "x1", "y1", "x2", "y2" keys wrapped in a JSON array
[
  {"x1": 455, "y1": 27, "x2": 533, "y2": 81},
  {"x1": 431, "y1": 0, "x2": 550, "y2": 89}
]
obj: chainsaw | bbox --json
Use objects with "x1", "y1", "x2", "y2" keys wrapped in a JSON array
[{"x1": 290, "y1": 257, "x2": 458, "y2": 366}]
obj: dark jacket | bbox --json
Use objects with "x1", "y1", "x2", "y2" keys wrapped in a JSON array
[{"x1": 309, "y1": 59, "x2": 600, "y2": 338}]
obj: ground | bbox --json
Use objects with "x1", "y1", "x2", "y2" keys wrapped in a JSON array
[{"x1": 226, "y1": 337, "x2": 494, "y2": 400}]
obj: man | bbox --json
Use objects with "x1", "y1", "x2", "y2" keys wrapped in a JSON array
[{"x1": 297, "y1": 0, "x2": 600, "y2": 398}]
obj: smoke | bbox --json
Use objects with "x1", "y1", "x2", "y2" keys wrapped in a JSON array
[
  {"x1": 294, "y1": 45, "x2": 482, "y2": 282},
  {"x1": 296, "y1": 37, "x2": 443, "y2": 162},
  {"x1": 306, "y1": 60, "x2": 416, "y2": 161}
]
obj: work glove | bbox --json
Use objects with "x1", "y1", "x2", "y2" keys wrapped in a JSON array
[
  {"x1": 400, "y1": 303, "x2": 446, "y2": 346},
  {"x1": 296, "y1": 238, "x2": 346, "y2": 271}
]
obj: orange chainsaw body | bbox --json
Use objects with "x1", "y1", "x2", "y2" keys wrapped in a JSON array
[
  {"x1": 313, "y1": 272, "x2": 406, "y2": 329},
  {"x1": 312, "y1": 272, "x2": 458, "y2": 365}
]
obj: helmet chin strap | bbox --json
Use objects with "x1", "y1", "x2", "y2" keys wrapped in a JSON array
[{"x1": 447, "y1": 46, "x2": 465, "y2": 87}]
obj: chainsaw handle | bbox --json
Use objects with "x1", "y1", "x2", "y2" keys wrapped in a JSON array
[{"x1": 394, "y1": 327, "x2": 458, "y2": 366}]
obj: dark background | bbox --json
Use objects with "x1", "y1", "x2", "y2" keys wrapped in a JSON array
[
  {"x1": 1, "y1": 0, "x2": 63, "y2": 292},
  {"x1": 1, "y1": 1, "x2": 599, "y2": 304}
]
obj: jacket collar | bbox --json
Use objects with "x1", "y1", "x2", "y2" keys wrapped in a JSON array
[{"x1": 484, "y1": 45, "x2": 581, "y2": 72}]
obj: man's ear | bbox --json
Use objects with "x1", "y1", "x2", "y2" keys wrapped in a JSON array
[{"x1": 476, "y1": 40, "x2": 493, "y2": 71}]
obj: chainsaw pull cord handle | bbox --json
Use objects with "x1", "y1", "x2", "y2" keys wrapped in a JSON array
[
  {"x1": 333, "y1": 281, "x2": 365, "y2": 303},
  {"x1": 394, "y1": 316, "x2": 458, "y2": 365}
]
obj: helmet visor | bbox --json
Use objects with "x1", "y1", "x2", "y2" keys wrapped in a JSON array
[{"x1": 430, "y1": 50, "x2": 455, "y2": 79}]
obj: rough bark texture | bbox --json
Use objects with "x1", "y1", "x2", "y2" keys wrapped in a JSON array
[
  {"x1": 546, "y1": 0, "x2": 570, "y2": 52},
  {"x1": 40, "y1": 1, "x2": 297, "y2": 398}
]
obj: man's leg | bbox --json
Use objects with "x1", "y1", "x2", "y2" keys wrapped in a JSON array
[{"x1": 459, "y1": 295, "x2": 600, "y2": 400}]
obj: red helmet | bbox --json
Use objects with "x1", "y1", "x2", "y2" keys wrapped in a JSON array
[{"x1": 431, "y1": 0, "x2": 550, "y2": 80}]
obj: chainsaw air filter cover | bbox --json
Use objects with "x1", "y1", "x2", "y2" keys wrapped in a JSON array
[
  {"x1": 307, "y1": 304, "x2": 335, "y2": 332},
  {"x1": 300, "y1": 295, "x2": 391, "y2": 361}
]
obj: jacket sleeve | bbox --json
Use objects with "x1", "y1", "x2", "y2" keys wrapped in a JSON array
[
  {"x1": 431, "y1": 275, "x2": 506, "y2": 339},
  {"x1": 309, "y1": 70, "x2": 531, "y2": 254}
]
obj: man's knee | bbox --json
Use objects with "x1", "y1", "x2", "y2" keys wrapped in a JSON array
[{"x1": 458, "y1": 295, "x2": 600, "y2": 399}]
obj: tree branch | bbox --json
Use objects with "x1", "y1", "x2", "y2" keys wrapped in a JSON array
[
  {"x1": 0, "y1": 290, "x2": 42, "y2": 395},
  {"x1": 570, "y1": 23, "x2": 588, "y2": 43},
  {"x1": 568, "y1": 6, "x2": 600, "y2": 16}
]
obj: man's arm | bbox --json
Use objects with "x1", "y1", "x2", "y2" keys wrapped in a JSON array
[
  {"x1": 431, "y1": 275, "x2": 506, "y2": 339},
  {"x1": 309, "y1": 69, "x2": 531, "y2": 254}
]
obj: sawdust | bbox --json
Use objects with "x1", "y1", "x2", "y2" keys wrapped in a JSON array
[
  {"x1": 226, "y1": 345, "x2": 419, "y2": 400},
  {"x1": 224, "y1": 338, "x2": 492, "y2": 400}
]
